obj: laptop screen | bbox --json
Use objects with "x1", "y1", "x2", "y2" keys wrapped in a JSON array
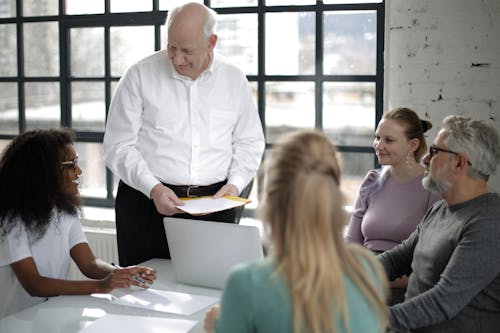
[{"x1": 163, "y1": 217, "x2": 264, "y2": 289}]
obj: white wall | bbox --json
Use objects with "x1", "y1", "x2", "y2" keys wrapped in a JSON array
[{"x1": 385, "y1": 0, "x2": 500, "y2": 191}]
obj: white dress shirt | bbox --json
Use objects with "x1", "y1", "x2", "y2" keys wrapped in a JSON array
[{"x1": 103, "y1": 50, "x2": 265, "y2": 198}]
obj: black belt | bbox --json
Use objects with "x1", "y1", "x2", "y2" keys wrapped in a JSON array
[{"x1": 163, "y1": 180, "x2": 227, "y2": 198}]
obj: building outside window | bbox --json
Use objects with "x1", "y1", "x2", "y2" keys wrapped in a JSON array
[{"x1": 0, "y1": 0, "x2": 384, "y2": 214}]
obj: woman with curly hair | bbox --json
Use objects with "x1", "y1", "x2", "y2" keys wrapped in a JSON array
[
  {"x1": 204, "y1": 130, "x2": 388, "y2": 333},
  {"x1": 0, "y1": 129, "x2": 156, "y2": 318}
]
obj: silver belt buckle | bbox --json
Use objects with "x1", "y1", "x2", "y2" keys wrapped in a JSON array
[{"x1": 186, "y1": 185, "x2": 199, "y2": 198}]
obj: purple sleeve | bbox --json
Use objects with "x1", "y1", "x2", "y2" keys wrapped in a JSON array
[{"x1": 345, "y1": 170, "x2": 379, "y2": 244}]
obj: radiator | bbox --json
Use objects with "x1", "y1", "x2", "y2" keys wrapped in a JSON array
[{"x1": 69, "y1": 227, "x2": 119, "y2": 280}]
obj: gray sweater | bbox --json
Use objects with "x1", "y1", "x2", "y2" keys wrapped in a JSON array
[{"x1": 379, "y1": 193, "x2": 500, "y2": 333}]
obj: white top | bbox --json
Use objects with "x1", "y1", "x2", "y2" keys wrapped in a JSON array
[
  {"x1": 103, "y1": 50, "x2": 265, "y2": 198},
  {"x1": 0, "y1": 211, "x2": 87, "y2": 318}
]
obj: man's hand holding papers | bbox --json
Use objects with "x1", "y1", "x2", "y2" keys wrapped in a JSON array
[{"x1": 175, "y1": 196, "x2": 251, "y2": 215}]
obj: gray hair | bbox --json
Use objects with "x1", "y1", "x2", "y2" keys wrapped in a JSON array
[
  {"x1": 166, "y1": 3, "x2": 217, "y2": 39},
  {"x1": 442, "y1": 115, "x2": 500, "y2": 181}
]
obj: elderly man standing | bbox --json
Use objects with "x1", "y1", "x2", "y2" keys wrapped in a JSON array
[
  {"x1": 103, "y1": 3, "x2": 265, "y2": 266},
  {"x1": 379, "y1": 115, "x2": 500, "y2": 332}
]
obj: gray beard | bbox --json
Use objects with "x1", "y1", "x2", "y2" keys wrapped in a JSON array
[{"x1": 422, "y1": 174, "x2": 451, "y2": 194}]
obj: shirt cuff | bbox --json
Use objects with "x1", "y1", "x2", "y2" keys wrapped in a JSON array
[{"x1": 140, "y1": 175, "x2": 162, "y2": 198}]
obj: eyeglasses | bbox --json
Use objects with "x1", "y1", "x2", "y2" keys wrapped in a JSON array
[
  {"x1": 60, "y1": 156, "x2": 79, "y2": 171},
  {"x1": 428, "y1": 146, "x2": 472, "y2": 166}
]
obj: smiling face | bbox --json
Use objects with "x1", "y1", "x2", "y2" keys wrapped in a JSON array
[
  {"x1": 373, "y1": 119, "x2": 415, "y2": 167},
  {"x1": 61, "y1": 144, "x2": 82, "y2": 196}
]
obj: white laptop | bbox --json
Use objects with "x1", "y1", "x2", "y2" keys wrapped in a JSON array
[{"x1": 163, "y1": 217, "x2": 264, "y2": 289}]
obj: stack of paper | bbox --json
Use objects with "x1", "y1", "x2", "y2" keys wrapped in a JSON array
[
  {"x1": 176, "y1": 195, "x2": 251, "y2": 215},
  {"x1": 78, "y1": 289, "x2": 219, "y2": 333},
  {"x1": 78, "y1": 314, "x2": 197, "y2": 333}
]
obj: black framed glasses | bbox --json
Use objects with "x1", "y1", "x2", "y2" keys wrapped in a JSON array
[
  {"x1": 60, "y1": 156, "x2": 79, "y2": 171},
  {"x1": 428, "y1": 146, "x2": 471, "y2": 166}
]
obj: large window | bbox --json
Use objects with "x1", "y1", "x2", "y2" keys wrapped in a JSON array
[{"x1": 0, "y1": 0, "x2": 384, "y2": 209}]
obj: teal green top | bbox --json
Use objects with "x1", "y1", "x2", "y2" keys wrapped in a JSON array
[{"x1": 214, "y1": 257, "x2": 385, "y2": 333}]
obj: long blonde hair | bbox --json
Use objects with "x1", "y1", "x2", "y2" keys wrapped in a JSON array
[{"x1": 259, "y1": 130, "x2": 388, "y2": 333}]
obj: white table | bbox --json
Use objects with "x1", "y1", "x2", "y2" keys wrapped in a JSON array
[{"x1": 0, "y1": 259, "x2": 221, "y2": 333}]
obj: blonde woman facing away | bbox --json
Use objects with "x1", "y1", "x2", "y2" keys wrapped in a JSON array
[{"x1": 204, "y1": 130, "x2": 388, "y2": 333}]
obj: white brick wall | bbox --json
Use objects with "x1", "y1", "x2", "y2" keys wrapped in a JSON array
[{"x1": 385, "y1": 0, "x2": 500, "y2": 191}]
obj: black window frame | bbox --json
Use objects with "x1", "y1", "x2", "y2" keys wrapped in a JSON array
[{"x1": 0, "y1": 0, "x2": 385, "y2": 208}]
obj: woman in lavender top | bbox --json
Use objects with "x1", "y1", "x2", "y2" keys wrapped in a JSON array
[{"x1": 345, "y1": 108, "x2": 440, "y2": 304}]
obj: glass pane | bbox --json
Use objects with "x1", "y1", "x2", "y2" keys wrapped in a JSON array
[
  {"x1": 111, "y1": 81, "x2": 119, "y2": 98},
  {"x1": 249, "y1": 81, "x2": 258, "y2": 108},
  {"x1": 110, "y1": 0, "x2": 152, "y2": 13},
  {"x1": 72, "y1": 82, "x2": 105, "y2": 132},
  {"x1": 324, "y1": 10, "x2": 377, "y2": 75},
  {"x1": 266, "y1": 12, "x2": 315, "y2": 75},
  {"x1": 110, "y1": 26, "x2": 155, "y2": 77},
  {"x1": 265, "y1": 82, "x2": 315, "y2": 143},
  {"x1": 25, "y1": 82, "x2": 60, "y2": 130},
  {"x1": 0, "y1": 24, "x2": 17, "y2": 76},
  {"x1": 161, "y1": 24, "x2": 167, "y2": 50},
  {"x1": 339, "y1": 152, "x2": 375, "y2": 207},
  {"x1": 211, "y1": 0, "x2": 257, "y2": 7},
  {"x1": 159, "y1": 0, "x2": 202, "y2": 11},
  {"x1": 0, "y1": 1, "x2": 16, "y2": 19},
  {"x1": 66, "y1": 0, "x2": 104, "y2": 16},
  {"x1": 113, "y1": 173, "x2": 119, "y2": 198},
  {"x1": 324, "y1": 0, "x2": 382, "y2": 3},
  {"x1": 0, "y1": 140, "x2": 12, "y2": 157},
  {"x1": 323, "y1": 82, "x2": 375, "y2": 146},
  {"x1": 266, "y1": 0, "x2": 315, "y2": 4},
  {"x1": 23, "y1": 0, "x2": 58, "y2": 16},
  {"x1": 217, "y1": 14, "x2": 258, "y2": 75},
  {"x1": 75, "y1": 142, "x2": 107, "y2": 199},
  {"x1": 0, "y1": 83, "x2": 18, "y2": 135},
  {"x1": 24, "y1": 22, "x2": 59, "y2": 77},
  {"x1": 71, "y1": 28, "x2": 104, "y2": 77}
]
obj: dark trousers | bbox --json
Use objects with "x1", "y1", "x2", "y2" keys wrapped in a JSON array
[{"x1": 115, "y1": 180, "x2": 236, "y2": 266}]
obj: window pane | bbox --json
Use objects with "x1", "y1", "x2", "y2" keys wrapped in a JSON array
[
  {"x1": 265, "y1": 0, "x2": 315, "y2": 4},
  {"x1": 110, "y1": 26, "x2": 155, "y2": 77},
  {"x1": 0, "y1": 0, "x2": 16, "y2": 18},
  {"x1": 339, "y1": 152, "x2": 374, "y2": 206},
  {"x1": 71, "y1": 28, "x2": 104, "y2": 77},
  {"x1": 111, "y1": 81, "x2": 119, "y2": 98},
  {"x1": 0, "y1": 83, "x2": 18, "y2": 135},
  {"x1": 110, "y1": 0, "x2": 152, "y2": 13},
  {"x1": 24, "y1": 22, "x2": 59, "y2": 77},
  {"x1": 65, "y1": 0, "x2": 104, "y2": 15},
  {"x1": 266, "y1": 12, "x2": 315, "y2": 75},
  {"x1": 324, "y1": 10, "x2": 377, "y2": 75},
  {"x1": 323, "y1": 82, "x2": 375, "y2": 146},
  {"x1": 72, "y1": 82, "x2": 105, "y2": 132},
  {"x1": 324, "y1": 0, "x2": 382, "y2": 3},
  {"x1": 75, "y1": 142, "x2": 107, "y2": 199},
  {"x1": 217, "y1": 14, "x2": 258, "y2": 75},
  {"x1": 0, "y1": 140, "x2": 11, "y2": 156},
  {"x1": 159, "y1": 0, "x2": 202, "y2": 11},
  {"x1": 25, "y1": 82, "x2": 60, "y2": 130},
  {"x1": 211, "y1": 0, "x2": 257, "y2": 7},
  {"x1": 23, "y1": 0, "x2": 58, "y2": 16},
  {"x1": 265, "y1": 82, "x2": 315, "y2": 143},
  {"x1": 249, "y1": 81, "x2": 258, "y2": 107},
  {"x1": 0, "y1": 24, "x2": 17, "y2": 76},
  {"x1": 113, "y1": 173, "x2": 119, "y2": 198}
]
